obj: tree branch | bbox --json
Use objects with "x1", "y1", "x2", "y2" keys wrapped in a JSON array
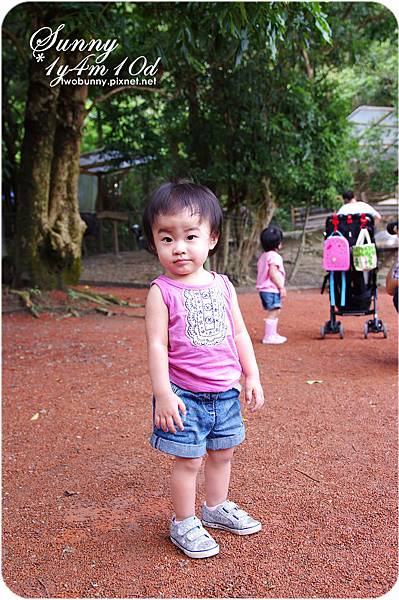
[
  {"x1": 357, "y1": 12, "x2": 388, "y2": 31},
  {"x1": 2, "y1": 27, "x2": 29, "y2": 63},
  {"x1": 302, "y1": 49, "x2": 314, "y2": 80},
  {"x1": 342, "y1": 4, "x2": 354, "y2": 21},
  {"x1": 85, "y1": 84, "x2": 165, "y2": 115}
]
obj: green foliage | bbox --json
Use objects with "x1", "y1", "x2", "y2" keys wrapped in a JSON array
[
  {"x1": 320, "y1": 4, "x2": 398, "y2": 195},
  {"x1": 327, "y1": 38, "x2": 398, "y2": 109},
  {"x1": 149, "y1": 8, "x2": 350, "y2": 212},
  {"x1": 270, "y1": 207, "x2": 292, "y2": 232},
  {"x1": 267, "y1": 76, "x2": 355, "y2": 209},
  {"x1": 85, "y1": 2, "x2": 378, "y2": 222},
  {"x1": 2, "y1": 0, "x2": 397, "y2": 244},
  {"x1": 352, "y1": 122, "x2": 398, "y2": 193},
  {"x1": 311, "y1": 2, "x2": 397, "y2": 71}
]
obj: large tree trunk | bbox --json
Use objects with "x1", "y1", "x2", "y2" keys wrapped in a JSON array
[
  {"x1": 15, "y1": 54, "x2": 87, "y2": 289},
  {"x1": 217, "y1": 214, "x2": 231, "y2": 274},
  {"x1": 224, "y1": 177, "x2": 276, "y2": 284},
  {"x1": 15, "y1": 54, "x2": 60, "y2": 288},
  {"x1": 48, "y1": 67, "x2": 88, "y2": 287}
]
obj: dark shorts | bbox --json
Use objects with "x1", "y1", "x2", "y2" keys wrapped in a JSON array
[
  {"x1": 259, "y1": 291, "x2": 282, "y2": 310},
  {"x1": 150, "y1": 382, "x2": 245, "y2": 458}
]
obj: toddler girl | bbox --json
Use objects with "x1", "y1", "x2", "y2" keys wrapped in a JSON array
[
  {"x1": 143, "y1": 180, "x2": 264, "y2": 559},
  {"x1": 256, "y1": 226, "x2": 287, "y2": 344}
]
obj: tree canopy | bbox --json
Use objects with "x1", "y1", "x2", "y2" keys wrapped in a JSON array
[{"x1": 2, "y1": 1, "x2": 397, "y2": 287}]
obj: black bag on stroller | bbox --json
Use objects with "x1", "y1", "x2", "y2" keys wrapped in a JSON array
[{"x1": 320, "y1": 213, "x2": 387, "y2": 338}]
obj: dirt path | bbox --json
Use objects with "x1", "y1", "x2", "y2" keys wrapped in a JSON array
[
  {"x1": 2, "y1": 287, "x2": 397, "y2": 598},
  {"x1": 79, "y1": 234, "x2": 395, "y2": 290}
]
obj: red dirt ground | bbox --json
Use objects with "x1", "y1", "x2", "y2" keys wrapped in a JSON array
[{"x1": 2, "y1": 287, "x2": 398, "y2": 598}]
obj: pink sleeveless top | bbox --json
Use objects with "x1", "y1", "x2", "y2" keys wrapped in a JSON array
[
  {"x1": 256, "y1": 251, "x2": 285, "y2": 293},
  {"x1": 151, "y1": 272, "x2": 242, "y2": 392}
]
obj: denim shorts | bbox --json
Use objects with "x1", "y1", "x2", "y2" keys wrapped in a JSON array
[
  {"x1": 259, "y1": 291, "x2": 281, "y2": 310},
  {"x1": 150, "y1": 383, "x2": 245, "y2": 458}
]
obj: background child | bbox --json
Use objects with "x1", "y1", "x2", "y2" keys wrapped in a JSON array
[
  {"x1": 256, "y1": 226, "x2": 287, "y2": 344},
  {"x1": 143, "y1": 180, "x2": 264, "y2": 559}
]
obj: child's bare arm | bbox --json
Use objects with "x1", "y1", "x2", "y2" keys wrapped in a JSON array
[
  {"x1": 230, "y1": 288, "x2": 264, "y2": 412},
  {"x1": 145, "y1": 285, "x2": 186, "y2": 433},
  {"x1": 269, "y1": 264, "x2": 286, "y2": 297}
]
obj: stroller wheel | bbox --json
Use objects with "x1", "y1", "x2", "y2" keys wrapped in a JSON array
[
  {"x1": 320, "y1": 325, "x2": 326, "y2": 339},
  {"x1": 364, "y1": 322, "x2": 369, "y2": 339},
  {"x1": 339, "y1": 324, "x2": 344, "y2": 339}
]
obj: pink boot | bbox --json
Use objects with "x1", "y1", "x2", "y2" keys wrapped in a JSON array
[{"x1": 262, "y1": 318, "x2": 287, "y2": 344}]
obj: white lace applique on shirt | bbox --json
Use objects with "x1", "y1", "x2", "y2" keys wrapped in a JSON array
[{"x1": 183, "y1": 285, "x2": 228, "y2": 347}]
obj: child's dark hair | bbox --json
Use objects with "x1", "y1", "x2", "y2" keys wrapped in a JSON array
[
  {"x1": 143, "y1": 180, "x2": 223, "y2": 254},
  {"x1": 260, "y1": 226, "x2": 283, "y2": 252}
]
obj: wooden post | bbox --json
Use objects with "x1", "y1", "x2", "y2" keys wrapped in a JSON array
[
  {"x1": 112, "y1": 220, "x2": 119, "y2": 255},
  {"x1": 291, "y1": 206, "x2": 296, "y2": 230},
  {"x1": 288, "y1": 202, "x2": 311, "y2": 283},
  {"x1": 98, "y1": 175, "x2": 104, "y2": 253}
]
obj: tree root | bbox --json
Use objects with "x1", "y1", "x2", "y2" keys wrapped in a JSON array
[
  {"x1": 67, "y1": 288, "x2": 144, "y2": 308},
  {"x1": 6, "y1": 287, "x2": 144, "y2": 318},
  {"x1": 9, "y1": 289, "x2": 40, "y2": 318}
]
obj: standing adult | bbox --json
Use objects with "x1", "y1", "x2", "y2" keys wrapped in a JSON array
[{"x1": 337, "y1": 190, "x2": 382, "y2": 221}]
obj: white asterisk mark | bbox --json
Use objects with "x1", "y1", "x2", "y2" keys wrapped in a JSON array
[{"x1": 36, "y1": 53, "x2": 45, "y2": 62}]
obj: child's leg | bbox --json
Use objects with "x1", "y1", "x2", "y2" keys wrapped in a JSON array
[
  {"x1": 204, "y1": 447, "x2": 235, "y2": 507},
  {"x1": 171, "y1": 456, "x2": 203, "y2": 521},
  {"x1": 202, "y1": 447, "x2": 262, "y2": 535},
  {"x1": 263, "y1": 309, "x2": 279, "y2": 340},
  {"x1": 265, "y1": 308, "x2": 280, "y2": 320},
  {"x1": 263, "y1": 308, "x2": 286, "y2": 344}
]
